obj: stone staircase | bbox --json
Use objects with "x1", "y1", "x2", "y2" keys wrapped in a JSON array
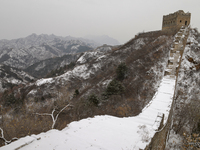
[
  {"x1": 145, "y1": 26, "x2": 190, "y2": 150},
  {"x1": 164, "y1": 26, "x2": 189, "y2": 77}
]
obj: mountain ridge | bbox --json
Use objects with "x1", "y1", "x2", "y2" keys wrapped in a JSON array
[{"x1": 0, "y1": 34, "x2": 95, "y2": 69}]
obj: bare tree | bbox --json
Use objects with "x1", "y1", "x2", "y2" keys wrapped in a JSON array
[
  {"x1": 0, "y1": 127, "x2": 18, "y2": 145},
  {"x1": 35, "y1": 104, "x2": 72, "y2": 129}
]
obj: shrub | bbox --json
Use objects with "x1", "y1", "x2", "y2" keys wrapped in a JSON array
[
  {"x1": 116, "y1": 63, "x2": 128, "y2": 81},
  {"x1": 183, "y1": 132, "x2": 200, "y2": 149},
  {"x1": 87, "y1": 94, "x2": 99, "y2": 107},
  {"x1": 101, "y1": 92, "x2": 109, "y2": 100},
  {"x1": 3, "y1": 93, "x2": 23, "y2": 107},
  {"x1": 106, "y1": 79, "x2": 125, "y2": 96},
  {"x1": 67, "y1": 62, "x2": 76, "y2": 69},
  {"x1": 73, "y1": 89, "x2": 79, "y2": 97},
  {"x1": 41, "y1": 96, "x2": 45, "y2": 101}
]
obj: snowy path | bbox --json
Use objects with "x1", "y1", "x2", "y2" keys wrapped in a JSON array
[{"x1": 0, "y1": 76, "x2": 176, "y2": 150}]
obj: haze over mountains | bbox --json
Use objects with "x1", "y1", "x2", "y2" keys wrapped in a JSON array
[
  {"x1": 0, "y1": 33, "x2": 119, "y2": 69},
  {"x1": 85, "y1": 35, "x2": 120, "y2": 46}
]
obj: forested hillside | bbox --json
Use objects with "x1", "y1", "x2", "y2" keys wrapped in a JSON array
[{"x1": 0, "y1": 31, "x2": 174, "y2": 147}]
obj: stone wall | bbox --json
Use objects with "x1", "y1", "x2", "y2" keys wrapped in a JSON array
[
  {"x1": 145, "y1": 27, "x2": 190, "y2": 150},
  {"x1": 120, "y1": 30, "x2": 175, "y2": 50}
]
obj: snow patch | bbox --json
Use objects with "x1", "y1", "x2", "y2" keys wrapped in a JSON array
[
  {"x1": 96, "y1": 55, "x2": 106, "y2": 61},
  {"x1": 28, "y1": 89, "x2": 37, "y2": 95},
  {"x1": 187, "y1": 34, "x2": 198, "y2": 45},
  {"x1": 36, "y1": 78, "x2": 54, "y2": 86},
  {"x1": 72, "y1": 64, "x2": 91, "y2": 79},
  {"x1": 77, "y1": 55, "x2": 86, "y2": 64},
  {"x1": 77, "y1": 51, "x2": 105, "y2": 64},
  {"x1": 9, "y1": 79, "x2": 21, "y2": 84},
  {"x1": 35, "y1": 63, "x2": 46, "y2": 71},
  {"x1": 134, "y1": 38, "x2": 145, "y2": 50},
  {"x1": 71, "y1": 45, "x2": 80, "y2": 50},
  {"x1": 166, "y1": 130, "x2": 183, "y2": 150},
  {"x1": 102, "y1": 79, "x2": 112, "y2": 86}
]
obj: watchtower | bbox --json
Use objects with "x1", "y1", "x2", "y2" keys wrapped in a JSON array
[{"x1": 162, "y1": 10, "x2": 191, "y2": 31}]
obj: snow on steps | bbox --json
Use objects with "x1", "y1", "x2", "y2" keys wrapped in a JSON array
[
  {"x1": 0, "y1": 76, "x2": 176, "y2": 150},
  {"x1": 165, "y1": 27, "x2": 189, "y2": 76}
]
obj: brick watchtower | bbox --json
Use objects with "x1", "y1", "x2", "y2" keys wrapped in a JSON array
[{"x1": 162, "y1": 10, "x2": 191, "y2": 31}]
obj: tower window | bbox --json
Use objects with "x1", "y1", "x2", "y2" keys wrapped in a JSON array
[{"x1": 180, "y1": 20, "x2": 182, "y2": 23}]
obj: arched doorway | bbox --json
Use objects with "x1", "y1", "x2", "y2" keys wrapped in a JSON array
[{"x1": 185, "y1": 21, "x2": 187, "y2": 25}]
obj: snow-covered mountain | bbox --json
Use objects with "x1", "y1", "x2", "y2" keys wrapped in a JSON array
[
  {"x1": 0, "y1": 34, "x2": 96, "y2": 69},
  {"x1": 24, "y1": 53, "x2": 81, "y2": 78},
  {"x1": 24, "y1": 45, "x2": 114, "y2": 78},
  {"x1": 0, "y1": 64, "x2": 35, "y2": 92}
]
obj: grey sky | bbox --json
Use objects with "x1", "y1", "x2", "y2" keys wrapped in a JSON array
[{"x1": 0, "y1": 0, "x2": 200, "y2": 43}]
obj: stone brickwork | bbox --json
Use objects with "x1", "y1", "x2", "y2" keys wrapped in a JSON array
[
  {"x1": 162, "y1": 10, "x2": 191, "y2": 32},
  {"x1": 145, "y1": 26, "x2": 190, "y2": 150}
]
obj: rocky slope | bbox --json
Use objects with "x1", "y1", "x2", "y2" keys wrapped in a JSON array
[
  {"x1": 0, "y1": 64, "x2": 35, "y2": 92},
  {"x1": 24, "y1": 54, "x2": 80, "y2": 78},
  {"x1": 24, "y1": 45, "x2": 115, "y2": 78},
  {"x1": 166, "y1": 28, "x2": 200, "y2": 149}
]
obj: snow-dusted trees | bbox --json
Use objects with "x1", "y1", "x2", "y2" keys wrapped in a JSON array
[
  {"x1": 73, "y1": 89, "x2": 79, "y2": 98},
  {"x1": 35, "y1": 104, "x2": 72, "y2": 129},
  {"x1": 116, "y1": 62, "x2": 128, "y2": 81},
  {"x1": 106, "y1": 79, "x2": 124, "y2": 96},
  {"x1": 87, "y1": 94, "x2": 99, "y2": 107}
]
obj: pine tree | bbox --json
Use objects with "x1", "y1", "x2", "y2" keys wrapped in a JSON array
[{"x1": 116, "y1": 63, "x2": 128, "y2": 81}]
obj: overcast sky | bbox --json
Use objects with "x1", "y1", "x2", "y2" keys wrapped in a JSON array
[{"x1": 0, "y1": 0, "x2": 200, "y2": 43}]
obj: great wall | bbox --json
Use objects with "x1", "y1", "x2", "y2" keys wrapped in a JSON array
[
  {"x1": 145, "y1": 10, "x2": 191, "y2": 149},
  {"x1": 0, "y1": 10, "x2": 193, "y2": 150},
  {"x1": 162, "y1": 10, "x2": 191, "y2": 32}
]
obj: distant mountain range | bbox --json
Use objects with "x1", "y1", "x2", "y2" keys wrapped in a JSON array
[
  {"x1": 0, "y1": 34, "x2": 95, "y2": 69},
  {"x1": 85, "y1": 35, "x2": 120, "y2": 46},
  {"x1": 0, "y1": 34, "x2": 120, "y2": 70},
  {"x1": 0, "y1": 33, "x2": 120, "y2": 91}
]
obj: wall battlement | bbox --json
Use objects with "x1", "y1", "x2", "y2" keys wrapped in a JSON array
[{"x1": 162, "y1": 10, "x2": 191, "y2": 31}]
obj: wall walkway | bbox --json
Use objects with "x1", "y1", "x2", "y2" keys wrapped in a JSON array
[{"x1": 145, "y1": 26, "x2": 190, "y2": 150}]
